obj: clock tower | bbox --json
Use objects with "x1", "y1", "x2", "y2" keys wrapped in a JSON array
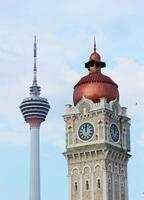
[{"x1": 63, "y1": 40, "x2": 131, "y2": 200}]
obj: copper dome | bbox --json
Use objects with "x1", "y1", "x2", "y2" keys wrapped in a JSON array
[
  {"x1": 73, "y1": 40, "x2": 119, "y2": 105},
  {"x1": 73, "y1": 70, "x2": 119, "y2": 105}
]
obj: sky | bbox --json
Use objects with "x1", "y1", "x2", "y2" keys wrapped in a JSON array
[{"x1": 0, "y1": 0, "x2": 144, "y2": 200}]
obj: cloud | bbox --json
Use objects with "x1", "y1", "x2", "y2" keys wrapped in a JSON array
[
  {"x1": 106, "y1": 57, "x2": 144, "y2": 123},
  {"x1": 137, "y1": 134, "x2": 144, "y2": 146},
  {"x1": 0, "y1": 131, "x2": 29, "y2": 146},
  {"x1": 23, "y1": 0, "x2": 144, "y2": 20}
]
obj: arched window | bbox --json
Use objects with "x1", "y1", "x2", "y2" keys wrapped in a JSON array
[{"x1": 86, "y1": 180, "x2": 89, "y2": 190}]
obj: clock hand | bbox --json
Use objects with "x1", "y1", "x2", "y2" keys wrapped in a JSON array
[
  {"x1": 84, "y1": 124, "x2": 86, "y2": 132},
  {"x1": 85, "y1": 124, "x2": 87, "y2": 132},
  {"x1": 114, "y1": 126, "x2": 116, "y2": 135}
]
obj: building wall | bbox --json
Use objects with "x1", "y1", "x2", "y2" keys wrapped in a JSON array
[{"x1": 64, "y1": 98, "x2": 130, "y2": 200}]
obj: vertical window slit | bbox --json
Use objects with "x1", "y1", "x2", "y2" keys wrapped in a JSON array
[
  {"x1": 74, "y1": 182, "x2": 78, "y2": 191},
  {"x1": 97, "y1": 179, "x2": 101, "y2": 189},
  {"x1": 86, "y1": 180, "x2": 89, "y2": 190}
]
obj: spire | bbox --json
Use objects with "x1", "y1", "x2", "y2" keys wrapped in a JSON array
[
  {"x1": 94, "y1": 36, "x2": 96, "y2": 52},
  {"x1": 30, "y1": 36, "x2": 41, "y2": 96},
  {"x1": 33, "y1": 35, "x2": 37, "y2": 86}
]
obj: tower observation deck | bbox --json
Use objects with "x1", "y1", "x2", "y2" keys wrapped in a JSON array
[
  {"x1": 20, "y1": 96, "x2": 49, "y2": 124},
  {"x1": 20, "y1": 36, "x2": 50, "y2": 200}
]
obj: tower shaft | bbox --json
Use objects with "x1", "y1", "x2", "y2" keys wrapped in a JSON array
[
  {"x1": 20, "y1": 37, "x2": 50, "y2": 200},
  {"x1": 64, "y1": 98, "x2": 130, "y2": 200},
  {"x1": 29, "y1": 126, "x2": 40, "y2": 200}
]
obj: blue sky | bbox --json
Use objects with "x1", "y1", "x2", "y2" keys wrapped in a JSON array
[{"x1": 0, "y1": 0, "x2": 144, "y2": 200}]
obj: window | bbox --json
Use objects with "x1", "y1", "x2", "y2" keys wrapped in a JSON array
[
  {"x1": 97, "y1": 179, "x2": 101, "y2": 189},
  {"x1": 86, "y1": 180, "x2": 89, "y2": 190},
  {"x1": 74, "y1": 182, "x2": 78, "y2": 191}
]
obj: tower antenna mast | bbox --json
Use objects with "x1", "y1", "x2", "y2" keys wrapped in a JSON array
[
  {"x1": 30, "y1": 36, "x2": 40, "y2": 96},
  {"x1": 33, "y1": 36, "x2": 37, "y2": 86}
]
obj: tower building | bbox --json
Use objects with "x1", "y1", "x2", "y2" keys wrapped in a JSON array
[
  {"x1": 63, "y1": 40, "x2": 131, "y2": 200},
  {"x1": 20, "y1": 37, "x2": 50, "y2": 200}
]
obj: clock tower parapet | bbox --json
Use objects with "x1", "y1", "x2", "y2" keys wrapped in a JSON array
[{"x1": 64, "y1": 97, "x2": 128, "y2": 118}]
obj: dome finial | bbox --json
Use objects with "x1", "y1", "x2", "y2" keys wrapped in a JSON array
[
  {"x1": 94, "y1": 36, "x2": 96, "y2": 52},
  {"x1": 85, "y1": 38, "x2": 106, "y2": 70}
]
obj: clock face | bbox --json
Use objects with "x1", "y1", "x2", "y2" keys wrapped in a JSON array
[
  {"x1": 78, "y1": 122, "x2": 94, "y2": 141},
  {"x1": 110, "y1": 124, "x2": 119, "y2": 142}
]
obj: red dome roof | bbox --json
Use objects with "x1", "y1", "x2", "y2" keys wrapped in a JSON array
[
  {"x1": 74, "y1": 71, "x2": 118, "y2": 87},
  {"x1": 73, "y1": 70, "x2": 119, "y2": 105},
  {"x1": 73, "y1": 40, "x2": 119, "y2": 105}
]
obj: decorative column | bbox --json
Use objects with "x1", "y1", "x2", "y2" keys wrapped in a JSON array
[
  {"x1": 80, "y1": 173, "x2": 82, "y2": 200},
  {"x1": 112, "y1": 173, "x2": 115, "y2": 200},
  {"x1": 103, "y1": 170, "x2": 108, "y2": 200},
  {"x1": 91, "y1": 172, "x2": 94, "y2": 200},
  {"x1": 68, "y1": 175, "x2": 71, "y2": 200}
]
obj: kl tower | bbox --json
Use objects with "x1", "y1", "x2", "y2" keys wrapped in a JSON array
[{"x1": 20, "y1": 36, "x2": 50, "y2": 200}]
